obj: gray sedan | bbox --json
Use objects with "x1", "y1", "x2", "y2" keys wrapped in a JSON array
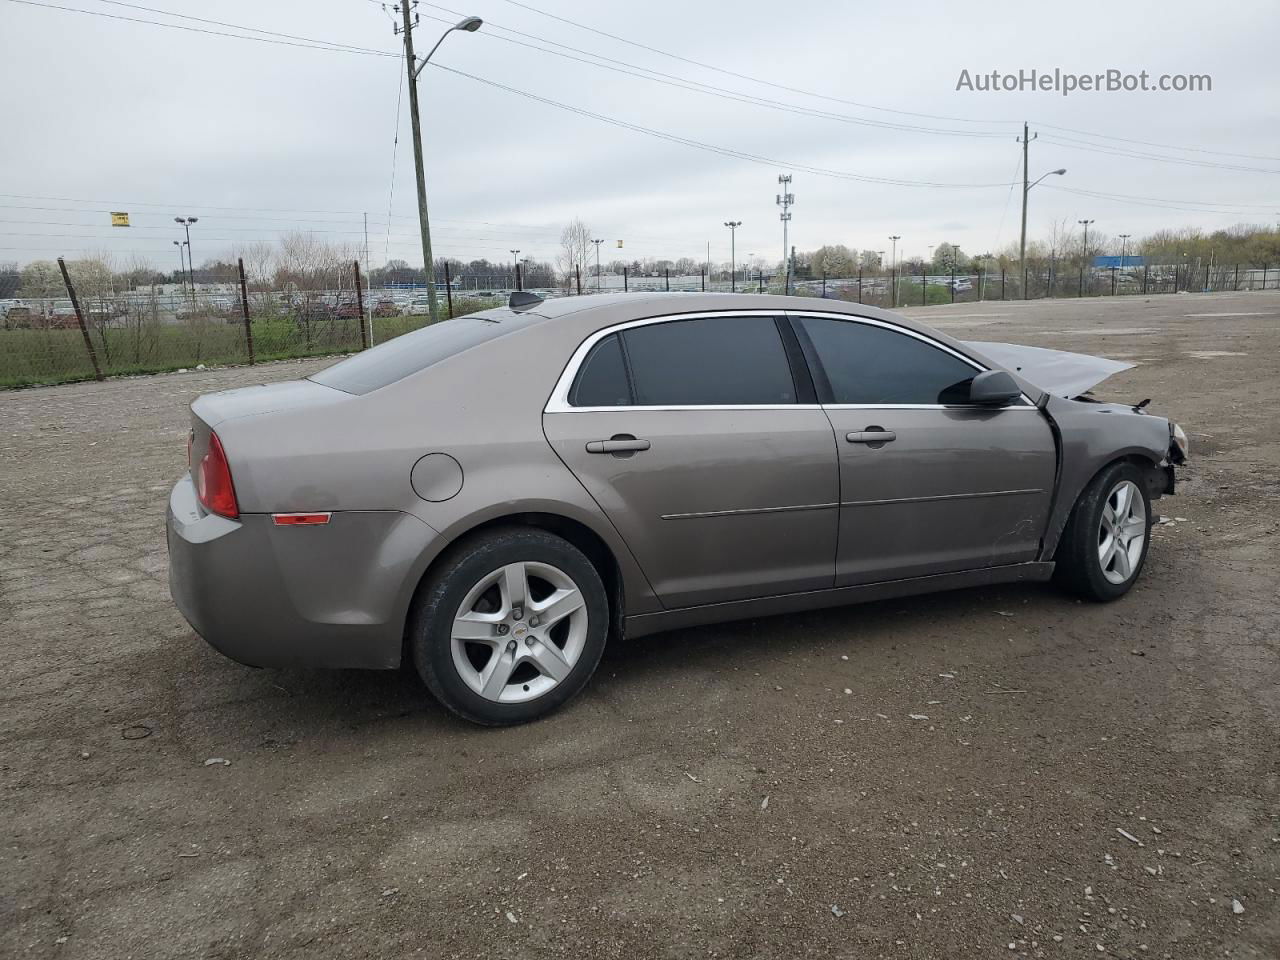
[{"x1": 167, "y1": 293, "x2": 1188, "y2": 725}]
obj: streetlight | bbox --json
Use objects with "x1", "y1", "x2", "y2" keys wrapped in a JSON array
[
  {"x1": 402, "y1": 12, "x2": 483, "y2": 323},
  {"x1": 172, "y1": 240, "x2": 186, "y2": 295},
  {"x1": 174, "y1": 216, "x2": 198, "y2": 292},
  {"x1": 888, "y1": 236, "x2": 901, "y2": 272},
  {"x1": 509, "y1": 249, "x2": 520, "y2": 290},
  {"x1": 724, "y1": 221, "x2": 741, "y2": 292},
  {"x1": 591, "y1": 239, "x2": 604, "y2": 292},
  {"x1": 1020, "y1": 168, "x2": 1066, "y2": 270}
]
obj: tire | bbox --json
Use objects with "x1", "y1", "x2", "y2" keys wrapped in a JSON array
[
  {"x1": 410, "y1": 527, "x2": 609, "y2": 725},
  {"x1": 1054, "y1": 461, "x2": 1153, "y2": 601}
]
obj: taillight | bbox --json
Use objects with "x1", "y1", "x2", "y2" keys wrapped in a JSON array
[{"x1": 197, "y1": 431, "x2": 239, "y2": 519}]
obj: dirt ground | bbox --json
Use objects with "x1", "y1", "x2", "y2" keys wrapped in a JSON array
[{"x1": 2, "y1": 291, "x2": 1278, "y2": 960}]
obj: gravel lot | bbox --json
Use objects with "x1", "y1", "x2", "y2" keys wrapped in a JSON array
[{"x1": 3, "y1": 291, "x2": 1278, "y2": 959}]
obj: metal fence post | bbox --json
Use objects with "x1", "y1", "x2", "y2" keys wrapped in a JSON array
[
  {"x1": 237, "y1": 257, "x2": 257, "y2": 362},
  {"x1": 758, "y1": 271, "x2": 764, "y2": 294},
  {"x1": 920, "y1": 272, "x2": 926, "y2": 306},
  {"x1": 56, "y1": 257, "x2": 104, "y2": 381},
  {"x1": 822, "y1": 272, "x2": 827, "y2": 298},
  {"x1": 1022, "y1": 266, "x2": 1028, "y2": 300},
  {"x1": 1203, "y1": 264, "x2": 1210, "y2": 292},
  {"x1": 1000, "y1": 268, "x2": 1006, "y2": 301},
  {"x1": 892, "y1": 268, "x2": 898, "y2": 308},
  {"x1": 857, "y1": 267, "x2": 863, "y2": 304},
  {"x1": 625, "y1": 266, "x2": 629, "y2": 292},
  {"x1": 1078, "y1": 267, "x2": 1084, "y2": 298},
  {"x1": 1111, "y1": 265, "x2": 1117, "y2": 297},
  {"x1": 1233, "y1": 264, "x2": 1239, "y2": 291},
  {"x1": 665, "y1": 268, "x2": 670, "y2": 292},
  {"x1": 1143, "y1": 264, "x2": 1149, "y2": 295},
  {"x1": 951, "y1": 264, "x2": 956, "y2": 303},
  {"x1": 443, "y1": 261, "x2": 454, "y2": 319},
  {"x1": 575, "y1": 264, "x2": 582, "y2": 295},
  {"x1": 1263, "y1": 263, "x2": 1270, "y2": 291},
  {"x1": 699, "y1": 267, "x2": 704, "y2": 292}
]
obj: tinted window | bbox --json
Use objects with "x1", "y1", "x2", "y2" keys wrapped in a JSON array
[
  {"x1": 310, "y1": 311, "x2": 535, "y2": 395},
  {"x1": 621, "y1": 315, "x2": 796, "y2": 406},
  {"x1": 569, "y1": 334, "x2": 631, "y2": 407},
  {"x1": 799, "y1": 316, "x2": 978, "y2": 405}
]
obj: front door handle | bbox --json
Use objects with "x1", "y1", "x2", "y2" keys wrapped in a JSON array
[
  {"x1": 846, "y1": 429, "x2": 897, "y2": 444},
  {"x1": 586, "y1": 437, "x2": 651, "y2": 454}
]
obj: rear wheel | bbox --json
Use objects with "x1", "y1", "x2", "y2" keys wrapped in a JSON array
[
  {"x1": 1055, "y1": 461, "x2": 1152, "y2": 601},
  {"x1": 410, "y1": 528, "x2": 609, "y2": 725}
]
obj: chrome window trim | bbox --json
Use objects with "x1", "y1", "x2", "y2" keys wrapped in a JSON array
[
  {"x1": 785, "y1": 309, "x2": 1036, "y2": 408},
  {"x1": 544, "y1": 308, "x2": 1036, "y2": 414},
  {"x1": 545, "y1": 310, "x2": 800, "y2": 414}
]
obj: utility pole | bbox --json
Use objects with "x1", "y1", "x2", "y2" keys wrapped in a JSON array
[
  {"x1": 1018, "y1": 122, "x2": 1035, "y2": 271},
  {"x1": 776, "y1": 174, "x2": 794, "y2": 294},
  {"x1": 394, "y1": 8, "x2": 483, "y2": 324},
  {"x1": 724, "y1": 221, "x2": 741, "y2": 292},
  {"x1": 398, "y1": 2, "x2": 438, "y2": 322},
  {"x1": 591, "y1": 239, "x2": 604, "y2": 291}
]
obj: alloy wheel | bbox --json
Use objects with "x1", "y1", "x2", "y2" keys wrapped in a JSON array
[
  {"x1": 450, "y1": 561, "x2": 589, "y2": 703},
  {"x1": 1097, "y1": 479, "x2": 1147, "y2": 585}
]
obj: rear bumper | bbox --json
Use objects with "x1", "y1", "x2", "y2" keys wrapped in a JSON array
[{"x1": 166, "y1": 476, "x2": 438, "y2": 670}]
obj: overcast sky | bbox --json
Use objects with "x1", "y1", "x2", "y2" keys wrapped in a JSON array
[{"x1": 2, "y1": 0, "x2": 1277, "y2": 271}]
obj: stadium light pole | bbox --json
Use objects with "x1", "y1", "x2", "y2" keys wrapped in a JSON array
[
  {"x1": 1118, "y1": 233, "x2": 1132, "y2": 270},
  {"x1": 1078, "y1": 218, "x2": 1095, "y2": 266},
  {"x1": 1020, "y1": 168, "x2": 1066, "y2": 270},
  {"x1": 509, "y1": 249, "x2": 520, "y2": 290},
  {"x1": 175, "y1": 216, "x2": 198, "y2": 291},
  {"x1": 724, "y1": 221, "x2": 741, "y2": 292},
  {"x1": 402, "y1": 11, "x2": 483, "y2": 323}
]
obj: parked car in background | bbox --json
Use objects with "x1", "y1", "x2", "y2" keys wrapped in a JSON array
[
  {"x1": 168, "y1": 292, "x2": 1187, "y2": 726},
  {"x1": 373, "y1": 298, "x2": 401, "y2": 318},
  {"x1": 335, "y1": 299, "x2": 363, "y2": 320}
]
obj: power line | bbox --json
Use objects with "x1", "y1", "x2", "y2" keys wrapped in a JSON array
[
  {"x1": 493, "y1": 0, "x2": 1015, "y2": 126},
  {"x1": 1036, "y1": 122, "x2": 1280, "y2": 164},
  {"x1": 1039, "y1": 135, "x2": 1279, "y2": 175},
  {"x1": 1042, "y1": 184, "x2": 1280, "y2": 217},
  {"x1": 417, "y1": 4, "x2": 1009, "y2": 140},
  {"x1": 3, "y1": 0, "x2": 397, "y2": 55},
  {"x1": 429, "y1": 64, "x2": 1015, "y2": 189},
  {"x1": 493, "y1": 0, "x2": 1279, "y2": 165}
]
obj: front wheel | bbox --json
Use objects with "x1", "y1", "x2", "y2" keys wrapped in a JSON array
[
  {"x1": 410, "y1": 528, "x2": 609, "y2": 725},
  {"x1": 1055, "y1": 461, "x2": 1153, "y2": 601}
]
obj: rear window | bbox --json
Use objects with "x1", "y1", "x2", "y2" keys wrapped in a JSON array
[{"x1": 310, "y1": 311, "x2": 537, "y2": 395}]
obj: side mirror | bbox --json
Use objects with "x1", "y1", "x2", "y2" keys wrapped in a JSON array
[{"x1": 967, "y1": 369, "x2": 1022, "y2": 406}]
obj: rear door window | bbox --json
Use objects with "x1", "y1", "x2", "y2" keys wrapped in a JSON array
[{"x1": 621, "y1": 315, "x2": 796, "y2": 406}]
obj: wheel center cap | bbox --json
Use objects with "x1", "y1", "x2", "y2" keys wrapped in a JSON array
[{"x1": 512, "y1": 622, "x2": 529, "y2": 639}]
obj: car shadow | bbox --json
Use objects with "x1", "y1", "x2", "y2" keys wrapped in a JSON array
[{"x1": 226, "y1": 579, "x2": 1075, "y2": 738}]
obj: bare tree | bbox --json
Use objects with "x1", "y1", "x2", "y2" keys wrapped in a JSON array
[{"x1": 557, "y1": 218, "x2": 592, "y2": 292}]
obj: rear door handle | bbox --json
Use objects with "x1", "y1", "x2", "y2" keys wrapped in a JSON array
[
  {"x1": 586, "y1": 438, "x2": 651, "y2": 454},
  {"x1": 846, "y1": 430, "x2": 897, "y2": 443}
]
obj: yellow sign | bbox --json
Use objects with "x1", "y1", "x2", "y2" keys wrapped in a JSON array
[
  {"x1": 616, "y1": 239, "x2": 623, "y2": 248},
  {"x1": 110, "y1": 212, "x2": 130, "y2": 227}
]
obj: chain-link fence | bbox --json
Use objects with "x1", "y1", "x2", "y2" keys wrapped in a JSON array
[{"x1": 3, "y1": 258, "x2": 1277, "y2": 388}]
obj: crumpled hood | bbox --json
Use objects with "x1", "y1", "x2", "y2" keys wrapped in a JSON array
[{"x1": 966, "y1": 341, "x2": 1134, "y2": 398}]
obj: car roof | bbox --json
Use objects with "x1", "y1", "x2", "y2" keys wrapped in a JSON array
[{"x1": 502, "y1": 291, "x2": 927, "y2": 336}]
